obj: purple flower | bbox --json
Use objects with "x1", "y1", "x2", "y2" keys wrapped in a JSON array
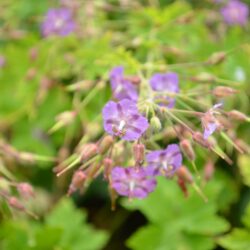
[
  {"x1": 41, "y1": 8, "x2": 75, "y2": 37},
  {"x1": 221, "y1": 0, "x2": 249, "y2": 26},
  {"x1": 110, "y1": 66, "x2": 138, "y2": 102},
  {"x1": 0, "y1": 56, "x2": 6, "y2": 68},
  {"x1": 146, "y1": 144, "x2": 182, "y2": 177},
  {"x1": 102, "y1": 99, "x2": 149, "y2": 141},
  {"x1": 149, "y1": 72, "x2": 179, "y2": 108},
  {"x1": 202, "y1": 103, "x2": 222, "y2": 139},
  {"x1": 111, "y1": 167, "x2": 157, "y2": 199}
]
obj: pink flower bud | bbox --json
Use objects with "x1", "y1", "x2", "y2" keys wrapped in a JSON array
[
  {"x1": 227, "y1": 110, "x2": 249, "y2": 122},
  {"x1": 68, "y1": 170, "x2": 86, "y2": 195},
  {"x1": 80, "y1": 143, "x2": 98, "y2": 161},
  {"x1": 98, "y1": 135, "x2": 114, "y2": 154},
  {"x1": 212, "y1": 86, "x2": 237, "y2": 98},
  {"x1": 103, "y1": 158, "x2": 113, "y2": 180},
  {"x1": 133, "y1": 143, "x2": 145, "y2": 166},
  {"x1": 180, "y1": 139, "x2": 195, "y2": 161},
  {"x1": 204, "y1": 160, "x2": 215, "y2": 182},
  {"x1": 192, "y1": 132, "x2": 211, "y2": 148},
  {"x1": 17, "y1": 183, "x2": 34, "y2": 199},
  {"x1": 8, "y1": 196, "x2": 25, "y2": 211},
  {"x1": 176, "y1": 166, "x2": 193, "y2": 184}
]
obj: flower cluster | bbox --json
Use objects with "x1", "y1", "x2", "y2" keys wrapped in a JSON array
[{"x1": 49, "y1": 63, "x2": 249, "y2": 205}]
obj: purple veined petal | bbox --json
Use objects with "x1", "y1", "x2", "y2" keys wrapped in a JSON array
[
  {"x1": 221, "y1": 0, "x2": 249, "y2": 26},
  {"x1": 149, "y1": 72, "x2": 179, "y2": 108},
  {"x1": 111, "y1": 167, "x2": 157, "y2": 199},
  {"x1": 102, "y1": 99, "x2": 149, "y2": 141},
  {"x1": 41, "y1": 8, "x2": 75, "y2": 37},
  {"x1": 146, "y1": 144, "x2": 182, "y2": 177},
  {"x1": 109, "y1": 66, "x2": 138, "y2": 102},
  {"x1": 203, "y1": 122, "x2": 218, "y2": 139}
]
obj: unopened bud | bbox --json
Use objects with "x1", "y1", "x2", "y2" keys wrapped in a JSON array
[
  {"x1": 235, "y1": 139, "x2": 250, "y2": 154},
  {"x1": 56, "y1": 111, "x2": 77, "y2": 126},
  {"x1": 133, "y1": 143, "x2": 145, "y2": 166},
  {"x1": 26, "y1": 68, "x2": 37, "y2": 80},
  {"x1": 150, "y1": 116, "x2": 162, "y2": 132},
  {"x1": 68, "y1": 170, "x2": 86, "y2": 195},
  {"x1": 17, "y1": 183, "x2": 34, "y2": 199},
  {"x1": 81, "y1": 143, "x2": 98, "y2": 161},
  {"x1": 213, "y1": 86, "x2": 237, "y2": 98},
  {"x1": 125, "y1": 76, "x2": 141, "y2": 85},
  {"x1": 207, "y1": 51, "x2": 226, "y2": 65},
  {"x1": 177, "y1": 177, "x2": 188, "y2": 197},
  {"x1": 176, "y1": 166, "x2": 193, "y2": 184},
  {"x1": 227, "y1": 110, "x2": 249, "y2": 122},
  {"x1": 98, "y1": 135, "x2": 114, "y2": 154},
  {"x1": 8, "y1": 196, "x2": 25, "y2": 211},
  {"x1": 29, "y1": 47, "x2": 38, "y2": 61},
  {"x1": 87, "y1": 163, "x2": 102, "y2": 179},
  {"x1": 192, "y1": 132, "x2": 211, "y2": 148},
  {"x1": 191, "y1": 72, "x2": 216, "y2": 83},
  {"x1": 180, "y1": 139, "x2": 195, "y2": 161},
  {"x1": 103, "y1": 158, "x2": 113, "y2": 180},
  {"x1": 204, "y1": 160, "x2": 214, "y2": 182}
]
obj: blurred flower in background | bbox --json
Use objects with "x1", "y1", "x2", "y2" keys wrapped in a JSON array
[
  {"x1": 221, "y1": 0, "x2": 249, "y2": 26},
  {"x1": 41, "y1": 8, "x2": 75, "y2": 37}
]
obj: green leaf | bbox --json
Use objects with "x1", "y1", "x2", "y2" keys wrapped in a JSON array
[
  {"x1": 46, "y1": 198, "x2": 109, "y2": 250},
  {"x1": 238, "y1": 155, "x2": 250, "y2": 187},
  {"x1": 123, "y1": 178, "x2": 229, "y2": 250}
]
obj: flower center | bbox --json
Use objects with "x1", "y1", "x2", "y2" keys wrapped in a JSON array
[
  {"x1": 118, "y1": 120, "x2": 126, "y2": 131},
  {"x1": 55, "y1": 19, "x2": 64, "y2": 29}
]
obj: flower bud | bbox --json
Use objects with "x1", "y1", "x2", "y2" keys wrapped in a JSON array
[
  {"x1": 56, "y1": 111, "x2": 77, "y2": 126},
  {"x1": 207, "y1": 51, "x2": 226, "y2": 65},
  {"x1": 204, "y1": 160, "x2": 214, "y2": 182},
  {"x1": 17, "y1": 183, "x2": 34, "y2": 199},
  {"x1": 227, "y1": 110, "x2": 249, "y2": 122},
  {"x1": 191, "y1": 72, "x2": 216, "y2": 83},
  {"x1": 235, "y1": 139, "x2": 250, "y2": 154},
  {"x1": 133, "y1": 143, "x2": 145, "y2": 166},
  {"x1": 180, "y1": 139, "x2": 195, "y2": 161},
  {"x1": 98, "y1": 135, "x2": 114, "y2": 154},
  {"x1": 192, "y1": 132, "x2": 211, "y2": 148},
  {"x1": 8, "y1": 196, "x2": 25, "y2": 211},
  {"x1": 150, "y1": 116, "x2": 162, "y2": 132},
  {"x1": 212, "y1": 86, "x2": 237, "y2": 98},
  {"x1": 29, "y1": 47, "x2": 38, "y2": 61},
  {"x1": 26, "y1": 68, "x2": 37, "y2": 80},
  {"x1": 177, "y1": 177, "x2": 188, "y2": 197},
  {"x1": 176, "y1": 166, "x2": 193, "y2": 184},
  {"x1": 68, "y1": 170, "x2": 86, "y2": 195},
  {"x1": 103, "y1": 158, "x2": 113, "y2": 180},
  {"x1": 125, "y1": 76, "x2": 141, "y2": 85},
  {"x1": 80, "y1": 143, "x2": 98, "y2": 161},
  {"x1": 87, "y1": 163, "x2": 102, "y2": 179}
]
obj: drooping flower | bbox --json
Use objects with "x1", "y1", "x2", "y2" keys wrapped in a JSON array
[
  {"x1": 41, "y1": 8, "x2": 75, "y2": 37},
  {"x1": 102, "y1": 99, "x2": 149, "y2": 141},
  {"x1": 146, "y1": 144, "x2": 182, "y2": 177},
  {"x1": 221, "y1": 0, "x2": 249, "y2": 26},
  {"x1": 110, "y1": 66, "x2": 138, "y2": 102},
  {"x1": 149, "y1": 72, "x2": 179, "y2": 108},
  {"x1": 201, "y1": 103, "x2": 222, "y2": 139},
  {"x1": 111, "y1": 167, "x2": 157, "y2": 199}
]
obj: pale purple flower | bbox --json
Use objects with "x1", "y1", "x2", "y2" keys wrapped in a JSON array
[
  {"x1": 146, "y1": 144, "x2": 182, "y2": 177},
  {"x1": 149, "y1": 72, "x2": 179, "y2": 108},
  {"x1": 111, "y1": 167, "x2": 157, "y2": 199},
  {"x1": 41, "y1": 8, "x2": 75, "y2": 37},
  {"x1": 102, "y1": 99, "x2": 149, "y2": 141},
  {"x1": 110, "y1": 66, "x2": 138, "y2": 102},
  {"x1": 202, "y1": 103, "x2": 222, "y2": 139},
  {"x1": 221, "y1": 0, "x2": 249, "y2": 26},
  {"x1": 0, "y1": 56, "x2": 6, "y2": 68}
]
